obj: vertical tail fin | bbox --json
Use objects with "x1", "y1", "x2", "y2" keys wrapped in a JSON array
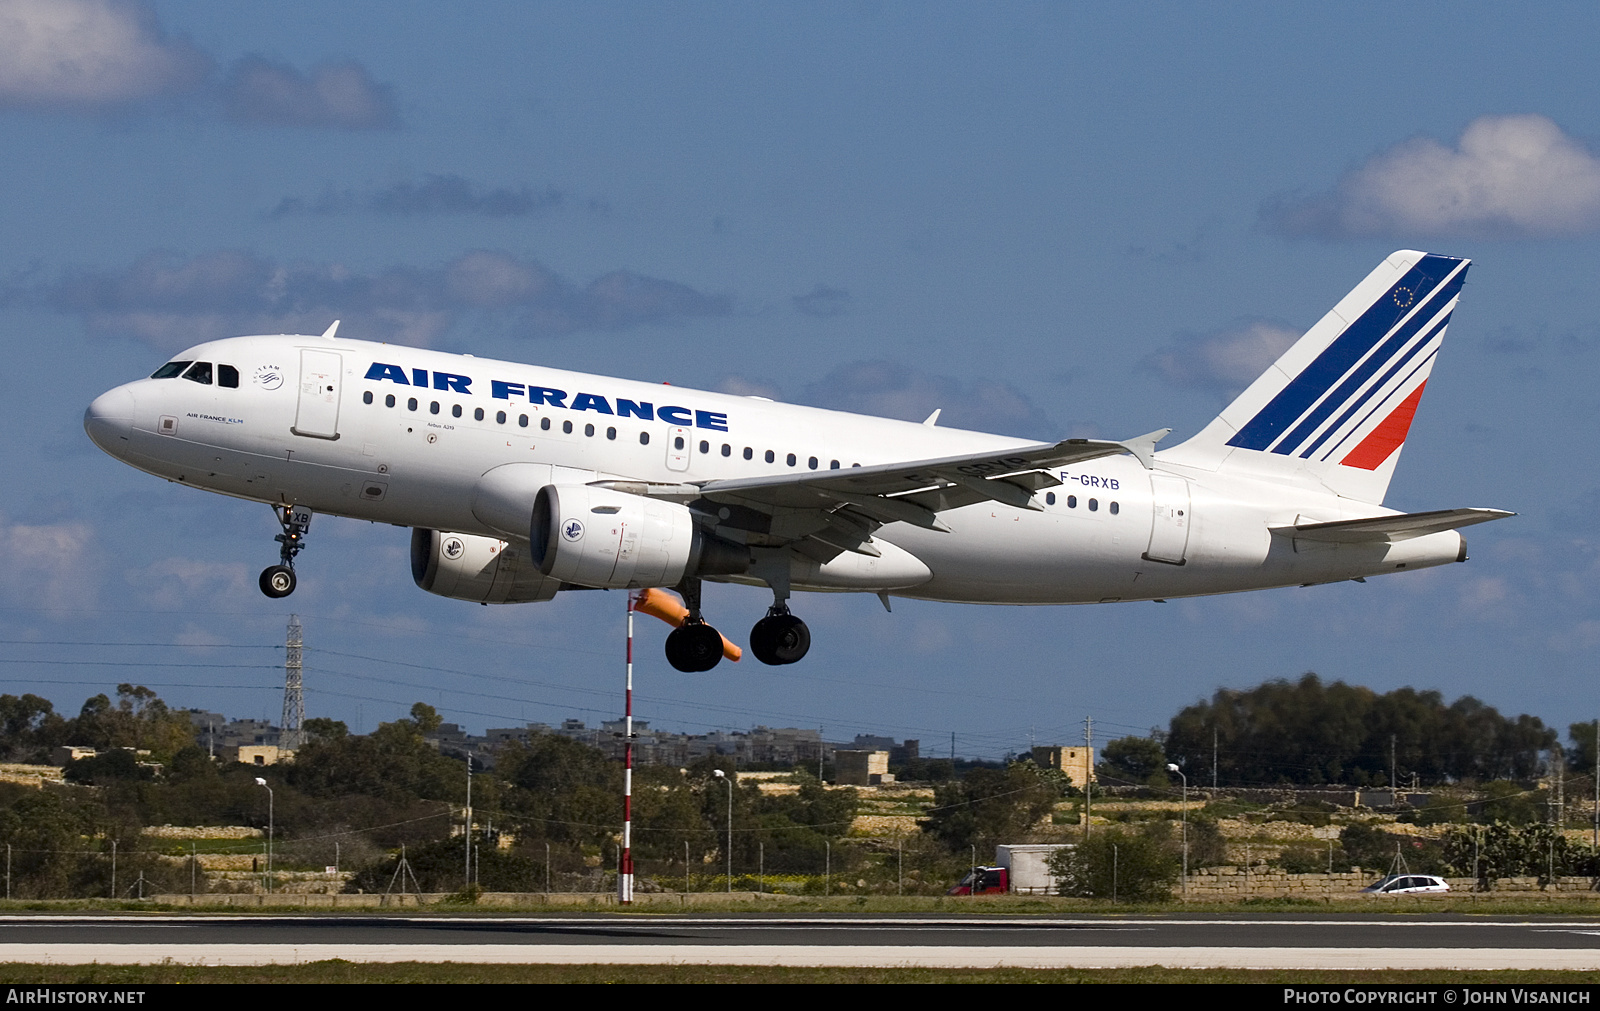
[{"x1": 1159, "y1": 250, "x2": 1469, "y2": 504}]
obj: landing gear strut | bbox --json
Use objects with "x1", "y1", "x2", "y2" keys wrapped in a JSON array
[
  {"x1": 750, "y1": 602, "x2": 810, "y2": 666},
  {"x1": 259, "y1": 505, "x2": 310, "y2": 599},
  {"x1": 664, "y1": 578, "x2": 724, "y2": 672}
]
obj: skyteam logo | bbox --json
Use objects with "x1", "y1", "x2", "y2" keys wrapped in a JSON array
[
  {"x1": 561, "y1": 519, "x2": 585, "y2": 543},
  {"x1": 1226, "y1": 254, "x2": 1468, "y2": 472},
  {"x1": 441, "y1": 536, "x2": 466, "y2": 560}
]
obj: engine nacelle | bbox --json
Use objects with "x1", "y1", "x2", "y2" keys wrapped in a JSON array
[
  {"x1": 530, "y1": 484, "x2": 748, "y2": 588},
  {"x1": 411, "y1": 528, "x2": 561, "y2": 604}
]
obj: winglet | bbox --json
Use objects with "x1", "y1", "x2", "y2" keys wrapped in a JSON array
[
  {"x1": 1116, "y1": 428, "x2": 1171, "y2": 469},
  {"x1": 321, "y1": 320, "x2": 341, "y2": 340},
  {"x1": 922, "y1": 409, "x2": 941, "y2": 427}
]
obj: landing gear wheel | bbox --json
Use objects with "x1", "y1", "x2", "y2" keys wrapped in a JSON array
[
  {"x1": 750, "y1": 612, "x2": 810, "y2": 666},
  {"x1": 665, "y1": 622, "x2": 724, "y2": 673},
  {"x1": 259, "y1": 565, "x2": 296, "y2": 599}
]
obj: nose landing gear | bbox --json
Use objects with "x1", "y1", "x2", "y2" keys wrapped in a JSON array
[{"x1": 259, "y1": 505, "x2": 311, "y2": 599}]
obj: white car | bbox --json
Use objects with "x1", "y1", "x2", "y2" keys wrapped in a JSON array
[{"x1": 1361, "y1": 874, "x2": 1449, "y2": 895}]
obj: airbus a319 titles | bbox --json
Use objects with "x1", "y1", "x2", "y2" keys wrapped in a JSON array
[{"x1": 85, "y1": 250, "x2": 1510, "y2": 672}]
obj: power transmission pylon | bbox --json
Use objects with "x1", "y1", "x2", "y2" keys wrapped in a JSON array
[{"x1": 281, "y1": 614, "x2": 304, "y2": 750}]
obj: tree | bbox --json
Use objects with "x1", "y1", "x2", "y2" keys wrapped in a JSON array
[
  {"x1": 1165, "y1": 673, "x2": 1557, "y2": 787},
  {"x1": 921, "y1": 761, "x2": 1062, "y2": 854},
  {"x1": 1050, "y1": 825, "x2": 1178, "y2": 902},
  {"x1": 1098, "y1": 736, "x2": 1168, "y2": 787}
]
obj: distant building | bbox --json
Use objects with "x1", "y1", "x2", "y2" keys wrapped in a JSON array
[
  {"x1": 51, "y1": 746, "x2": 98, "y2": 766},
  {"x1": 835, "y1": 750, "x2": 893, "y2": 786},
  {"x1": 222, "y1": 745, "x2": 292, "y2": 766},
  {"x1": 1032, "y1": 745, "x2": 1095, "y2": 786}
]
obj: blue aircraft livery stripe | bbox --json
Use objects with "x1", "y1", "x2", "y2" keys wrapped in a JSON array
[
  {"x1": 1281, "y1": 273, "x2": 1463, "y2": 458},
  {"x1": 1298, "y1": 310, "x2": 1452, "y2": 461},
  {"x1": 1316, "y1": 346, "x2": 1438, "y2": 463},
  {"x1": 1226, "y1": 255, "x2": 1466, "y2": 453}
]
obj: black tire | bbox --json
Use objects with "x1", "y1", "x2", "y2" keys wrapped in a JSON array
[
  {"x1": 750, "y1": 613, "x2": 810, "y2": 665},
  {"x1": 259, "y1": 565, "x2": 297, "y2": 598},
  {"x1": 665, "y1": 622, "x2": 724, "y2": 672}
]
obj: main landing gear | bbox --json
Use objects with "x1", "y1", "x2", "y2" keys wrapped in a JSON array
[
  {"x1": 664, "y1": 579, "x2": 725, "y2": 673},
  {"x1": 660, "y1": 577, "x2": 813, "y2": 672},
  {"x1": 259, "y1": 505, "x2": 310, "y2": 599},
  {"x1": 750, "y1": 603, "x2": 810, "y2": 666}
]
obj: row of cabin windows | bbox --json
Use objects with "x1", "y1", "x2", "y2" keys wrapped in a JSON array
[
  {"x1": 150, "y1": 361, "x2": 240, "y2": 387},
  {"x1": 361, "y1": 389, "x2": 859, "y2": 467},
  {"x1": 1044, "y1": 491, "x2": 1119, "y2": 514}
]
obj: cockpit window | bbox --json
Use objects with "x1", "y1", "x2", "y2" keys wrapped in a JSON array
[
  {"x1": 150, "y1": 361, "x2": 193, "y2": 379},
  {"x1": 181, "y1": 362, "x2": 213, "y2": 385},
  {"x1": 217, "y1": 364, "x2": 239, "y2": 388}
]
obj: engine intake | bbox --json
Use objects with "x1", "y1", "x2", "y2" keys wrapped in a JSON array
[{"x1": 411, "y1": 529, "x2": 561, "y2": 604}]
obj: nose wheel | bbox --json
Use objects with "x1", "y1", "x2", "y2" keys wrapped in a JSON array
[
  {"x1": 259, "y1": 505, "x2": 311, "y2": 599},
  {"x1": 750, "y1": 605, "x2": 810, "y2": 666},
  {"x1": 259, "y1": 565, "x2": 296, "y2": 598}
]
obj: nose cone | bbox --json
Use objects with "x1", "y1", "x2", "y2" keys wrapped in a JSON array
[{"x1": 84, "y1": 386, "x2": 135, "y2": 454}]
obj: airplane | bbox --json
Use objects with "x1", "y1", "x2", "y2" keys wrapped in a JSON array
[{"x1": 84, "y1": 249, "x2": 1511, "y2": 673}]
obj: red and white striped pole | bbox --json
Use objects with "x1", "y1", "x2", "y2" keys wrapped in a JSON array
[{"x1": 620, "y1": 590, "x2": 635, "y2": 904}]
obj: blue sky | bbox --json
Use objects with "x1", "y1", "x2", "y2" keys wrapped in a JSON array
[{"x1": 3, "y1": 1, "x2": 1599, "y2": 759}]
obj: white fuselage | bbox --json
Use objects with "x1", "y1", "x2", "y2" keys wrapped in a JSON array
[{"x1": 84, "y1": 334, "x2": 1466, "y2": 605}]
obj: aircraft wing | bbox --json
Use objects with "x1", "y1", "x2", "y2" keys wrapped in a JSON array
[
  {"x1": 594, "y1": 429, "x2": 1168, "y2": 560},
  {"x1": 1272, "y1": 508, "x2": 1515, "y2": 544}
]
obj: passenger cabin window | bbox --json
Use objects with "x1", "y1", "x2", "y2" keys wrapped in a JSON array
[
  {"x1": 540, "y1": 417, "x2": 550, "y2": 431},
  {"x1": 1110, "y1": 501, "x2": 1119, "y2": 515},
  {"x1": 786, "y1": 453, "x2": 797, "y2": 467},
  {"x1": 385, "y1": 394, "x2": 396, "y2": 408},
  {"x1": 607, "y1": 427, "x2": 617, "y2": 440},
  {"x1": 181, "y1": 362, "x2": 213, "y2": 385},
  {"x1": 639, "y1": 432, "x2": 650, "y2": 445},
  {"x1": 474, "y1": 407, "x2": 484, "y2": 421},
  {"x1": 218, "y1": 365, "x2": 240, "y2": 388},
  {"x1": 743, "y1": 447, "x2": 753, "y2": 460},
  {"x1": 585, "y1": 423, "x2": 595, "y2": 437},
  {"x1": 765, "y1": 450, "x2": 775, "y2": 463},
  {"x1": 363, "y1": 391, "x2": 373, "y2": 405},
  {"x1": 452, "y1": 404, "x2": 462, "y2": 418},
  {"x1": 150, "y1": 361, "x2": 192, "y2": 379},
  {"x1": 563, "y1": 420, "x2": 574, "y2": 434}
]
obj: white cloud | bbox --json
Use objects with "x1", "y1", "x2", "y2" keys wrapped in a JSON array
[
  {"x1": 128, "y1": 557, "x2": 250, "y2": 609},
  {"x1": 1267, "y1": 114, "x2": 1600, "y2": 239},
  {"x1": 1145, "y1": 320, "x2": 1300, "y2": 398},
  {"x1": 222, "y1": 56, "x2": 397, "y2": 130},
  {"x1": 10, "y1": 248, "x2": 730, "y2": 350},
  {"x1": 0, "y1": 0, "x2": 211, "y2": 109},
  {"x1": 0, "y1": 515, "x2": 96, "y2": 610}
]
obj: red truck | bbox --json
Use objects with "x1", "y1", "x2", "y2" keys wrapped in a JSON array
[{"x1": 947, "y1": 865, "x2": 1008, "y2": 895}]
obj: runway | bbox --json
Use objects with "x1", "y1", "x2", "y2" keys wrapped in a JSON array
[{"x1": 2, "y1": 915, "x2": 1600, "y2": 969}]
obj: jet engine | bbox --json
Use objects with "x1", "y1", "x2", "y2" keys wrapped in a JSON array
[
  {"x1": 410, "y1": 528, "x2": 561, "y2": 604},
  {"x1": 530, "y1": 484, "x2": 748, "y2": 588}
]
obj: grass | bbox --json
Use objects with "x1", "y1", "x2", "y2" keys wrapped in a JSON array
[
  {"x1": 0, "y1": 963, "x2": 1598, "y2": 984},
  {"x1": 6, "y1": 892, "x2": 1600, "y2": 916}
]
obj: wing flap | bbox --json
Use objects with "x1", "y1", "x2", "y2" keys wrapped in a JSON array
[{"x1": 1273, "y1": 507, "x2": 1514, "y2": 543}]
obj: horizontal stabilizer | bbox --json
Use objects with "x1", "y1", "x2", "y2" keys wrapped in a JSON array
[{"x1": 1272, "y1": 508, "x2": 1514, "y2": 544}]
